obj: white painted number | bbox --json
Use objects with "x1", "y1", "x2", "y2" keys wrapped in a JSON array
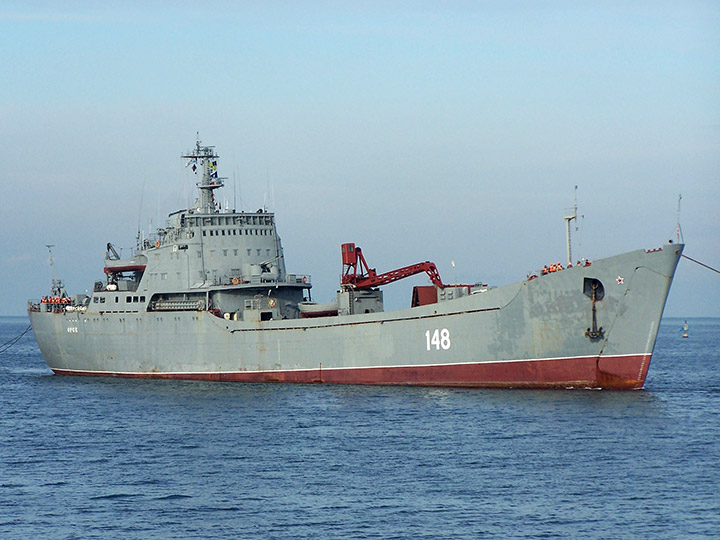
[{"x1": 425, "y1": 328, "x2": 451, "y2": 351}]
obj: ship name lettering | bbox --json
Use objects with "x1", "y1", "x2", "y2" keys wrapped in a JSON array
[
  {"x1": 425, "y1": 328, "x2": 451, "y2": 351},
  {"x1": 67, "y1": 327, "x2": 78, "y2": 333}
]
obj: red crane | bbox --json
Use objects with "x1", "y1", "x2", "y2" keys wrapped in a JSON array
[{"x1": 341, "y1": 243, "x2": 447, "y2": 289}]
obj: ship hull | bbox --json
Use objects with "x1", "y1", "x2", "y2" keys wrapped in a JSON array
[
  {"x1": 29, "y1": 244, "x2": 683, "y2": 389},
  {"x1": 50, "y1": 354, "x2": 651, "y2": 389}
]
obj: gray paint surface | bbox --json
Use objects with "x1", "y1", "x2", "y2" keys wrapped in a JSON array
[{"x1": 27, "y1": 142, "x2": 683, "y2": 384}]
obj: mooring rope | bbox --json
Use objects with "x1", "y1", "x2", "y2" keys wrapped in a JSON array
[
  {"x1": 0, "y1": 324, "x2": 33, "y2": 355},
  {"x1": 682, "y1": 254, "x2": 720, "y2": 275}
]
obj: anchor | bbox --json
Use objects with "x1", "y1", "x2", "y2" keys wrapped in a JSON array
[{"x1": 584, "y1": 278, "x2": 605, "y2": 340}]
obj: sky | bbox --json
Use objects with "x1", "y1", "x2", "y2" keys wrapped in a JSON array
[{"x1": 1, "y1": 1, "x2": 719, "y2": 317}]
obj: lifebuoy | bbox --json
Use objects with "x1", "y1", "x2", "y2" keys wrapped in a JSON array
[
  {"x1": 155, "y1": 240, "x2": 161, "y2": 248},
  {"x1": 231, "y1": 277, "x2": 239, "y2": 285},
  {"x1": 302, "y1": 276, "x2": 307, "y2": 283}
]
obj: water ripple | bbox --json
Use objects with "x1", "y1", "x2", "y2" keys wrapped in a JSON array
[{"x1": 0, "y1": 318, "x2": 718, "y2": 539}]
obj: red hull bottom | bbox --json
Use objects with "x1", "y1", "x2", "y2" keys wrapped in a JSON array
[{"x1": 52, "y1": 354, "x2": 652, "y2": 390}]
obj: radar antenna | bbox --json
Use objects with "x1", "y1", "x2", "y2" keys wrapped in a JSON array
[{"x1": 182, "y1": 133, "x2": 226, "y2": 214}]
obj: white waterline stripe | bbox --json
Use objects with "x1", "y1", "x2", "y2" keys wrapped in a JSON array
[{"x1": 53, "y1": 353, "x2": 650, "y2": 377}]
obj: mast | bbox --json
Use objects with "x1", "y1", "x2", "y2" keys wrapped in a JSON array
[
  {"x1": 564, "y1": 186, "x2": 578, "y2": 266},
  {"x1": 676, "y1": 194, "x2": 684, "y2": 243},
  {"x1": 182, "y1": 134, "x2": 225, "y2": 214},
  {"x1": 46, "y1": 244, "x2": 66, "y2": 297},
  {"x1": 46, "y1": 244, "x2": 57, "y2": 289}
]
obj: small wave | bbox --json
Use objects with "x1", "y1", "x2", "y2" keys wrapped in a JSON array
[
  {"x1": 154, "y1": 494, "x2": 193, "y2": 501},
  {"x1": 129, "y1": 478, "x2": 163, "y2": 486},
  {"x1": 89, "y1": 493, "x2": 142, "y2": 501}
]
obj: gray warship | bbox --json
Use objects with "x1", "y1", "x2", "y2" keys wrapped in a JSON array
[{"x1": 28, "y1": 140, "x2": 683, "y2": 389}]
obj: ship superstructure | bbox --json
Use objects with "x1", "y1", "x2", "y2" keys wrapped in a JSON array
[
  {"x1": 95, "y1": 139, "x2": 309, "y2": 322},
  {"x1": 28, "y1": 139, "x2": 683, "y2": 389}
]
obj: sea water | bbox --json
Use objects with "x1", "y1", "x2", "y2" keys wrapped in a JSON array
[{"x1": 0, "y1": 316, "x2": 718, "y2": 539}]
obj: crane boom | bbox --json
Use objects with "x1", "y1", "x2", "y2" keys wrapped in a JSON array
[{"x1": 340, "y1": 243, "x2": 446, "y2": 289}]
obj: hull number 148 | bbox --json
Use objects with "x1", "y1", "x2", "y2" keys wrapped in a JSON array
[{"x1": 425, "y1": 328, "x2": 451, "y2": 350}]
